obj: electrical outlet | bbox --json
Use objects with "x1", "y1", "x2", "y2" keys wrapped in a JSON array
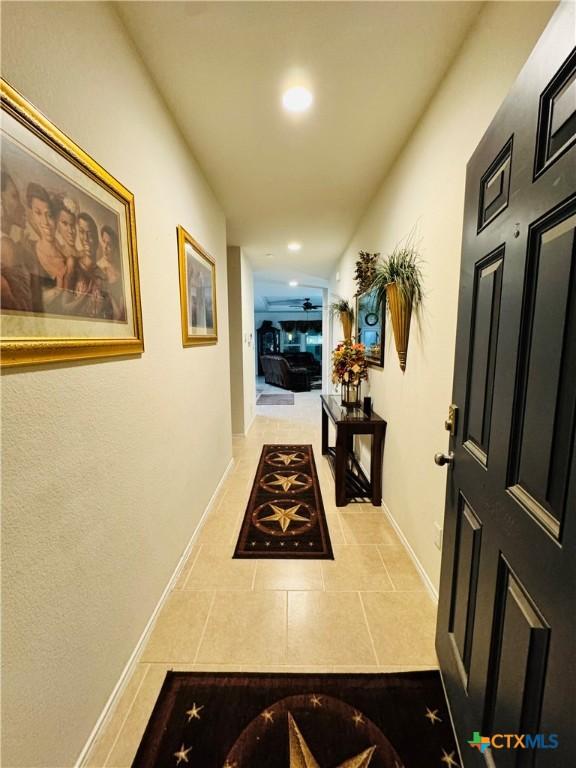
[{"x1": 434, "y1": 522, "x2": 443, "y2": 551}]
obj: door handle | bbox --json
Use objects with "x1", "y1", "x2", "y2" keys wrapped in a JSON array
[{"x1": 434, "y1": 452, "x2": 454, "y2": 467}]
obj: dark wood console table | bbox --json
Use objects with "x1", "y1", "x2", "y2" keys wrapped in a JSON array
[{"x1": 321, "y1": 394, "x2": 387, "y2": 507}]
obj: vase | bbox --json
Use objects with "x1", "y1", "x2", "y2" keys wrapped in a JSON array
[
  {"x1": 341, "y1": 380, "x2": 361, "y2": 407},
  {"x1": 386, "y1": 281, "x2": 412, "y2": 372}
]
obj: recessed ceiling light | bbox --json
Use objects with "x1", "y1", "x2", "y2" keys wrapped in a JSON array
[
  {"x1": 287, "y1": 242, "x2": 302, "y2": 252},
  {"x1": 289, "y1": 280, "x2": 299, "y2": 287},
  {"x1": 282, "y1": 86, "x2": 313, "y2": 113}
]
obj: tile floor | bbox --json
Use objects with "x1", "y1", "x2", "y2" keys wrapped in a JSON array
[{"x1": 86, "y1": 389, "x2": 438, "y2": 767}]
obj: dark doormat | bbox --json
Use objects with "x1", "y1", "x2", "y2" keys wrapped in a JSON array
[
  {"x1": 132, "y1": 670, "x2": 460, "y2": 768},
  {"x1": 257, "y1": 393, "x2": 295, "y2": 405},
  {"x1": 233, "y1": 444, "x2": 333, "y2": 559}
]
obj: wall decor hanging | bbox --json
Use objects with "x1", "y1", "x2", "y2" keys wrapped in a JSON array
[
  {"x1": 329, "y1": 298, "x2": 354, "y2": 342},
  {"x1": 353, "y1": 250, "x2": 379, "y2": 295},
  {"x1": 0, "y1": 80, "x2": 144, "y2": 368},
  {"x1": 373, "y1": 240, "x2": 424, "y2": 372},
  {"x1": 356, "y1": 285, "x2": 385, "y2": 367},
  {"x1": 177, "y1": 225, "x2": 217, "y2": 346}
]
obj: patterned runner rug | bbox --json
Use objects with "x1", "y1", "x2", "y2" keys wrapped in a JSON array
[
  {"x1": 233, "y1": 444, "x2": 333, "y2": 559},
  {"x1": 132, "y1": 670, "x2": 460, "y2": 768}
]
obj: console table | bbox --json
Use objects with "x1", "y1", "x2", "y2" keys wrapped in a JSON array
[{"x1": 321, "y1": 394, "x2": 387, "y2": 507}]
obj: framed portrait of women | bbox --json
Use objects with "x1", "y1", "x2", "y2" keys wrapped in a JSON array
[
  {"x1": 177, "y1": 225, "x2": 218, "y2": 347},
  {"x1": 0, "y1": 79, "x2": 144, "y2": 368},
  {"x1": 356, "y1": 287, "x2": 384, "y2": 367}
]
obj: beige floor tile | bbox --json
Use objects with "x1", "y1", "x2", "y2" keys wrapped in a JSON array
[
  {"x1": 322, "y1": 545, "x2": 394, "y2": 591},
  {"x1": 339, "y1": 510, "x2": 398, "y2": 545},
  {"x1": 287, "y1": 591, "x2": 377, "y2": 666},
  {"x1": 361, "y1": 592, "x2": 438, "y2": 666},
  {"x1": 196, "y1": 591, "x2": 287, "y2": 665},
  {"x1": 182, "y1": 544, "x2": 256, "y2": 590},
  {"x1": 86, "y1": 663, "x2": 149, "y2": 767},
  {"x1": 196, "y1": 509, "x2": 243, "y2": 545},
  {"x1": 105, "y1": 664, "x2": 168, "y2": 767},
  {"x1": 253, "y1": 559, "x2": 324, "y2": 591},
  {"x1": 378, "y1": 544, "x2": 426, "y2": 590},
  {"x1": 140, "y1": 591, "x2": 213, "y2": 663}
]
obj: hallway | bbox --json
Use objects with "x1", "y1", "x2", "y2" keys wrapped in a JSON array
[{"x1": 87, "y1": 393, "x2": 437, "y2": 766}]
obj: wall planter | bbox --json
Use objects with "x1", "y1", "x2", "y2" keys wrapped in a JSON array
[
  {"x1": 373, "y1": 241, "x2": 423, "y2": 372},
  {"x1": 386, "y1": 281, "x2": 412, "y2": 372}
]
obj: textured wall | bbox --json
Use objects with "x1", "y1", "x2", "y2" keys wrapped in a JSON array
[
  {"x1": 1, "y1": 3, "x2": 232, "y2": 766},
  {"x1": 331, "y1": 1, "x2": 556, "y2": 592}
]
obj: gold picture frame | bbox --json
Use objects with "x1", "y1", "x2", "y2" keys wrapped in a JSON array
[
  {"x1": 177, "y1": 225, "x2": 218, "y2": 347},
  {"x1": 1, "y1": 79, "x2": 144, "y2": 368}
]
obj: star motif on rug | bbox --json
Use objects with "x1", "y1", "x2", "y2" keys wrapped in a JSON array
[
  {"x1": 440, "y1": 749, "x2": 460, "y2": 767},
  {"x1": 268, "y1": 473, "x2": 307, "y2": 492},
  {"x1": 186, "y1": 702, "x2": 204, "y2": 721},
  {"x1": 173, "y1": 744, "x2": 192, "y2": 765},
  {"x1": 352, "y1": 711, "x2": 365, "y2": 727},
  {"x1": 289, "y1": 712, "x2": 375, "y2": 767},
  {"x1": 310, "y1": 694, "x2": 322, "y2": 707},
  {"x1": 260, "y1": 503, "x2": 309, "y2": 533},
  {"x1": 424, "y1": 707, "x2": 442, "y2": 724},
  {"x1": 261, "y1": 709, "x2": 275, "y2": 724},
  {"x1": 270, "y1": 452, "x2": 303, "y2": 466}
]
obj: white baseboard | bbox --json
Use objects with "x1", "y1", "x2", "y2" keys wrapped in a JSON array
[
  {"x1": 356, "y1": 455, "x2": 438, "y2": 603},
  {"x1": 76, "y1": 456, "x2": 235, "y2": 767},
  {"x1": 380, "y1": 499, "x2": 439, "y2": 602}
]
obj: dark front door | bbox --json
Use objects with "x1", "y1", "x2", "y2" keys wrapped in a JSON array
[{"x1": 436, "y1": 5, "x2": 575, "y2": 766}]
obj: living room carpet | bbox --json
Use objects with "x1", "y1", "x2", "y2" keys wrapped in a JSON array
[
  {"x1": 132, "y1": 671, "x2": 460, "y2": 768},
  {"x1": 233, "y1": 444, "x2": 333, "y2": 559},
  {"x1": 257, "y1": 393, "x2": 295, "y2": 405}
]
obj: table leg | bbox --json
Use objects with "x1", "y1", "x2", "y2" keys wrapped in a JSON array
[
  {"x1": 371, "y1": 429, "x2": 384, "y2": 506},
  {"x1": 321, "y1": 404, "x2": 328, "y2": 455},
  {"x1": 335, "y1": 428, "x2": 348, "y2": 507}
]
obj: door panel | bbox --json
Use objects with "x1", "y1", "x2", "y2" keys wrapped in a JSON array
[{"x1": 436, "y1": 5, "x2": 575, "y2": 766}]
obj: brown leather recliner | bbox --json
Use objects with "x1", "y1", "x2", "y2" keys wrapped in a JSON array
[{"x1": 260, "y1": 355, "x2": 311, "y2": 392}]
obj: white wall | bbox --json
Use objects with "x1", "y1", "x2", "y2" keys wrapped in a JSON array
[
  {"x1": 1, "y1": 3, "x2": 232, "y2": 766},
  {"x1": 241, "y1": 253, "x2": 256, "y2": 430},
  {"x1": 331, "y1": 1, "x2": 556, "y2": 593},
  {"x1": 228, "y1": 246, "x2": 256, "y2": 434}
]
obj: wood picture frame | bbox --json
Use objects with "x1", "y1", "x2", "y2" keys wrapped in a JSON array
[
  {"x1": 177, "y1": 225, "x2": 218, "y2": 347},
  {"x1": 0, "y1": 79, "x2": 144, "y2": 368},
  {"x1": 356, "y1": 287, "x2": 384, "y2": 367}
]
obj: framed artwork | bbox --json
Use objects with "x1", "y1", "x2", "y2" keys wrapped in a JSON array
[
  {"x1": 356, "y1": 287, "x2": 384, "y2": 367},
  {"x1": 177, "y1": 225, "x2": 217, "y2": 346},
  {"x1": 0, "y1": 80, "x2": 144, "y2": 368}
]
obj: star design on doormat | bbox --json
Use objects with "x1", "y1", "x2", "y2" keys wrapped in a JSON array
[
  {"x1": 268, "y1": 473, "x2": 308, "y2": 492},
  {"x1": 173, "y1": 743, "x2": 192, "y2": 765},
  {"x1": 352, "y1": 711, "x2": 365, "y2": 727},
  {"x1": 186, "y1": 702, "x2": 204, "y2": 721},
  {"x1": 289, "y1": 712, "x2": 376, "y2": 767},
  {"x1": 261, "y1": 709, "x2": 275, "y2": 724},
  {"x1": 440, "y1": 749, "x2": 460, "y2": 767},
  {"x1": 424, "y1": 707, "x2": 442, "y2": 724},
  {"x1": 310, "y1": 694, "x2": 323, "y2": 707},
  {"x1": 260, "y1": 503, "x2": 309, "y2": 533}
]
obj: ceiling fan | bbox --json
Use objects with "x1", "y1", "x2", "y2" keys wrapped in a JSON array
[{"x1": 266, "y1": 297, "x2": 322, "y2": 311}]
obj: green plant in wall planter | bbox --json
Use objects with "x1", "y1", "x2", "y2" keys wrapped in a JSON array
[
  {"x1": 372, "y1": 242, "x2": 424, "y2": 372},
  {"x1": 329, "y1": 298, "x2": 354, "y2": 342}
]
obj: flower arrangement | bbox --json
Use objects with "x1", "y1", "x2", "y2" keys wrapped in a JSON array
[{"x1": 331, "y1": 340, "x2": 368, "y2": 385}]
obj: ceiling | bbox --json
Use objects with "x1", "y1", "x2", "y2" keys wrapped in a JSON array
[
  {"x1": 118, "y1": 1, "x2": 483, "y2": 278},
  {"x1": 254, "y1": 281, "x2": 323, "y2": 313}
]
